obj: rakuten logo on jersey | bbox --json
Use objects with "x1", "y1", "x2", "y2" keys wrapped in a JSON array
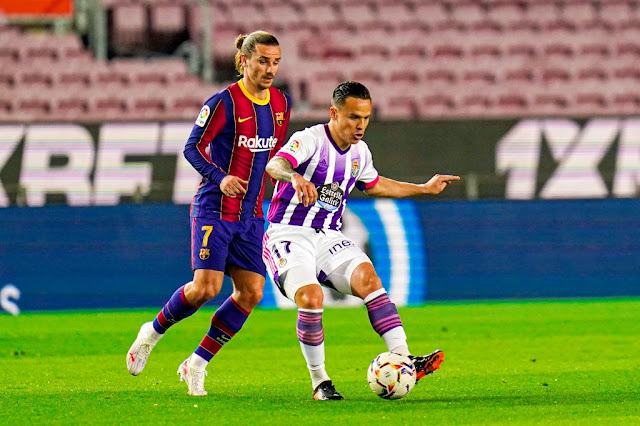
[{"x1": 237, "y1": 135, "x2": 278, "y2": 152}]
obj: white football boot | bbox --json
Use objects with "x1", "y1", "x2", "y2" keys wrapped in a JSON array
[
  {"x1": 178, "y1": 357, "x2": 208, "y2": 396},
  {"x1": 126, "y1": 322, "x2": 159, "y2": 375}
]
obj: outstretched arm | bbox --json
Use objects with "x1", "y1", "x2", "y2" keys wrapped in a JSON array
[
  {"x1": 364, "y1": 174, "x2": 461, "y2": 198},
  {"x1": 266, "y1": 156, "x2": 318, "y2": 206}
]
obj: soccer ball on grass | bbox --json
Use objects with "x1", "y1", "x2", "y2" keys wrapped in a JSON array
[{"x1": 367, "y1": 351, "x2": 416, "y2": 399}]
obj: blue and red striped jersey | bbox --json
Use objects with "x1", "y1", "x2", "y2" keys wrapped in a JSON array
[{"x1": 184, "y1": 80, "x2": 291, "y2": 221}]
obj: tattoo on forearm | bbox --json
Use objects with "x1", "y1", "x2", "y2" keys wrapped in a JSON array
[{"x1": 268, "y1": 157, "x2": 299, "y2": 182}]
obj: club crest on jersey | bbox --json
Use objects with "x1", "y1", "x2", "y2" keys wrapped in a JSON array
[
  {"x1": 351, "y1": 160, "x2": 359, "y2": 177},
  {"x1": 199, "y1": 248, "x2": 210, "y2": 260},
  {"x1": 275, "y1": 111, "x2": 285, "y2": 126},
  {"x1": 278, "y1": 258, "x2": 287, "y2": 267},
  {"x1": 195, "y1": 105, "x2": 210, "y2": 127}
]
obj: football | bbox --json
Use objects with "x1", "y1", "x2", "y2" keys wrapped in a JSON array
[{"x1": 367, "y1": 351, "x2": 416, "y2": 399}]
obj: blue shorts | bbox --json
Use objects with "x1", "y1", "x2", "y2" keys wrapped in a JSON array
[{"x1": 191, "y1": 216, "x2": 266, "y2": 277}]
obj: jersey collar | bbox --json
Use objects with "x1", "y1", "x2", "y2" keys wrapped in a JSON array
[
  {"x1": 238, "y1": 79, "x2": 270, "y2": 105},
  {"x1": 324, "y1": 123, "x2": 350, "y2": 154}
]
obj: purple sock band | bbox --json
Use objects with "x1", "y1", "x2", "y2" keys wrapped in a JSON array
[
  {"x1": 297, "y1": 310, "x2": 324, "y2": 346},
  {"x1": 365, "y1": 293, "x2": 403, "y2": 336}
]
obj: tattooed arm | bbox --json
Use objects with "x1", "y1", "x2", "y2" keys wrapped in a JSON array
[{"x1": 266, "y1": 156, "x2": 318, "y2": 207}]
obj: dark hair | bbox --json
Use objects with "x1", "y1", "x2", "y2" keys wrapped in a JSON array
[
  {"x1": 234, "y1": 31, "x2": 280, "y2": 76},
  {"x1": 332, "y1": 81, "x2": 371, "y2": 107}
]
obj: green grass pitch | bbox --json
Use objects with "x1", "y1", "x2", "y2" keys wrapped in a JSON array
[{"x1": 1, "y1": 298, "x2": 639, "y2": 424}]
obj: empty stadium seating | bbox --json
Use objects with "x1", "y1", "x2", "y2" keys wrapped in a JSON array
[{"x1": 0, "y1": 0, "x2": 638, "y2": 122}]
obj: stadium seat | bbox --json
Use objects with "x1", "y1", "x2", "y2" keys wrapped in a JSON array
[
  {"x1": 15, "y1": 91, "x2": 54, "y2": 119},
  {"x1": 0, "y1": 44, "x2": 19, "y2": 63},
  {"x1": 0, "y1": 68, "x2": 15, "y2": 90},
  {"x1": 502, "y1": 67, "x2": 536, "y2": 85},
  {"x1": 378, "y1": 96, "x2": 417, "y2": 120},
  {"x1": 341, "y1": 2, "x2": 378, "y2": 28},
  {"x1": 150, "y1": 3, "x2": 186, "y2": 35},
  {"x1": 129, "y1": 95, "x2": 167, "y2": 121},
  {"x1": 418, "y1": 94, "x2": 456, "y2": 118},
  {"x1": 487, "y1": 0, "x2": 525, "y2": 25},
  {"x1": 561, "y1": 0, "x2": 598, "y2": 28},
  {"x1": 0, "y1": 82, "x2": 16, "y2": 117},
  {"x1": 424, "y1": 68, "x2": 458, "y2": 88},
  {"x1": 413, "y1": 3, "x2": 451, "y2": 30},
  {"x1": 578, "y1": 42, "x2": 612, "y2": 61},
  {"x1": 493, "y1": 89, "x2": 529, "y2": 116},
  {"x1": 54, "y1": 96, "x2": 91, "y2": 121},
  {"x1": 611, "y1": 92, "x2": 640, "y2": 114},
  {"x1": 462, "y1": 69, "x2": 497, "y2": 87},
  {"x1": 394, "y1": 42, "x2": 428, "y2": 63},
  {"x1": 599, "y1": 0, "x2": 635, "y2": 28},
  {"x1": 451, "y1": 0, "x2": 488, "y2": 27},
  {"x1": 572, "y1": 92, "x2": 609, "y2": 116},
  {"x1": 17, "y1": 70, "x2": 53, "y2": 89},
  {"x1": 531, "y1": 92, "x2": 570, "y2": 116},
  {"x1": 525, "y1": 2, "x2": 561, "y2": 26},
  {"x1": 269, "y1": 3, "x2": 305, "y2": 28},
  {"x1": 541, "y1": 68, "x2": 573, "y2": 85},
  {"x1": 457, "y1": 93, "x2": 492, "y2": 117},
  {"x1": 306, "y1": 72, "x2": 343, "y2": 108},
  {"x1": 305, "y1": 1, "x2": 340, "y2": 23},
  {"x1": 90, "y1": 93, "x2": 129, "y2": 121},
  {"x1": 377, "y1": 2, "x2": 415, "y2": 27},
  {"x1": 612, "y1": 66, "x2": 640, "y2": 84},
  {"x1": 350, "y1": 70, "x2": 384, "y2": 88},
  {"x1": 93, "y1": 67, "x2": 130, "y2": 89},
  {"x1": 55, "y1": 69, "x2": 92, "y2": 91},
  {"x1": 110, "y1": 3, "x2": 147, "y2": 54}
]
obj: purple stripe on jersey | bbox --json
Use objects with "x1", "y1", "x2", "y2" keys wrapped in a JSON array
[
  {"x1": 312, "y1": 142, "x2": 357, "y2": 228},
  {"x1": 289, "y1": 203, "x2": 312, "y2": 226},
  {"x1": 268, "y1": 181, "x2": 296, "y2": 223},
  {"x1": 268, "y1": 156, "x2": 314, "y2": 224},
  {"x1": 289, "y1": 145, "x2": 331, "y2": 226}
]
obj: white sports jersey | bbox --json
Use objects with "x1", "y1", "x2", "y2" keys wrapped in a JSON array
[{"x1": 267, "y1": 123, "x2": 379, "y2": 230}]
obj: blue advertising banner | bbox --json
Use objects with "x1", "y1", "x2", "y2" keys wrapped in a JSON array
[
  {"x1": 0, "y1": 200, "x2": 426, "y2": 312},
  {"x1": 1, "y1": 199, "x2": 638, "y2": 314}
]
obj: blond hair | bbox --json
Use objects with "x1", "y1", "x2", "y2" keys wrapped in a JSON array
[{"x1": 234, "y1": 31, "x2": 280, "y2": 76}]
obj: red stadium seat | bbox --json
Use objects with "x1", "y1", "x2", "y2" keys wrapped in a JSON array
[
  {"x1": 54, "y1": 96, "x2": 91, "y2": 121},
  {"x1": 418, "y1": 94, "x2": 456, "y2": 118},
  {"x1": 531, "y1": 92, "x2": 569, "y2": 116},
  {"x1": 611, "y1": 92, "x2": 640, "y2": 114},
  {"x1": 573, "y1": 92, "x2": 609, "y2": 116},
  {"x1": 561, "y1": 0, "x2": 598, "y2": 28},
  {"x1": 457, "y1": 94, "x2": 493, "y2": 117},
  {"x1": 378, "y1": 96, "x2": 417, "y2": 120},
  {"x1": 111, "y1": 3, "x2": 147, "y2": 53}
]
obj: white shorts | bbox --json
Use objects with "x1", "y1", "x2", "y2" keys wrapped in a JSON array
[{"x1": 263, "y1": 223, "x2": 372, "y2": 300}]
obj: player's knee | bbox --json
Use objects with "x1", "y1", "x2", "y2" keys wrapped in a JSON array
[
  {"x1": 295, "y1": 285, "x2": 324, "y2": 310},
  {"x1": 234, "y1": 286, "x2": 263, "y2": 308},
  {"x1": 357, "y1": 274, "x2": 383, "y2": 299},
  {"x1": 189, "y1": 280, "x2": 220, "y2": 304}
]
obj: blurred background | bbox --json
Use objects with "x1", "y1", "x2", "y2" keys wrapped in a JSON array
[{"x1": 0, "y1": 0, "x2": 638, "y2": 313}]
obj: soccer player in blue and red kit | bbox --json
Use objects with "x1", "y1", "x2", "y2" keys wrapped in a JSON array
[{"x1": 126, "y1": 31, "x2": 291, "y2": 396}]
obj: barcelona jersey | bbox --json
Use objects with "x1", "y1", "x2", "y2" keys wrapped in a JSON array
[{"x1": 184, "y1": 80, "x2": 291, "y2": 221}]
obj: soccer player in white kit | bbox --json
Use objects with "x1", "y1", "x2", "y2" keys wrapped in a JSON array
[{"x1": 263, "y1": 81, "x2": 460, "y2": 400}]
